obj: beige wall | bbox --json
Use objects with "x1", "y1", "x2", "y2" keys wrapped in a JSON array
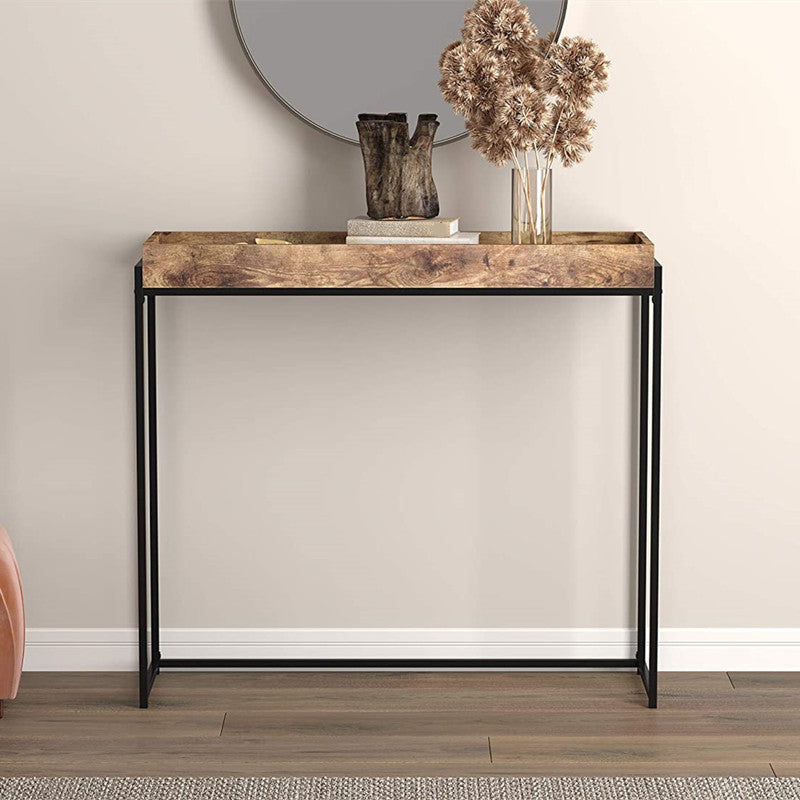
[{"x1": 1, "y1": 0, "x2": 798, "y2": 636}]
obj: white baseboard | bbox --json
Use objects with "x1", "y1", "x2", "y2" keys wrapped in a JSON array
[{"x1": 22, "y1": 628, "x2": 800, "y2": 671}]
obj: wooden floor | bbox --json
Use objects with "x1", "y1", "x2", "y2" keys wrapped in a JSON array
[{"x1": 1, "y1": 672, "x2": 799, "y2": 776}]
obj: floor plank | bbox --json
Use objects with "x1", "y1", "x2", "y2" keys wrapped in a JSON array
[
  {"x1": 220, "y1": 709, "x2": 800, "y2": 738},
  {"x1": 728, "y1": 673, "x2": 800, "y2": 691},
  {"x1": 0, "y1": 710, "x2": 224, "y2": 739},
  {"x1": 483, "y1": 763, "x2": 777, "y2": 777},
  {"x1": 0, "y1": 735, "x2": 490, "y2": 777},
  {"x1": 770, "y1": 764, "x2": 800, "y2": 777},
  {"x1": 490, "y1": 735, "x2": 800, "y2": 765}
]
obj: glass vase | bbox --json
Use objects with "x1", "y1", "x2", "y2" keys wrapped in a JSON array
[{"x1": 511, "y1": 164, "x2": 552, "y2": 245}]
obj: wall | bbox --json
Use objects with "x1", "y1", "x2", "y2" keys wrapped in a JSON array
[{"x1": 1, "y1": 0, "x2": 798, "y2": 670}]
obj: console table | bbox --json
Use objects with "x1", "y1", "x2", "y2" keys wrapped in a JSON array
[{"x1": 134, "y1": 231, "x2": 662, "y2": 709}]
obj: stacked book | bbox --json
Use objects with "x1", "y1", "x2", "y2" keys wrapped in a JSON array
[{"x1": 346, "y1": 217, "x2": 479, "y2": 245}]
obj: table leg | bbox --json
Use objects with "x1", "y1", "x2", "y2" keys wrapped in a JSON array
[
  {"x1": 147, "y1": 295, "x2": 161, "y2": 676},
  {"x1": 135, "y1": 263, "x2": 150, "y2": 708},
  {"x1": 648, "y1": 265, "x2": 663, "y2": 708},
  {"x1": 636, "y1": 295, "x2": 650, "y2": 677}
]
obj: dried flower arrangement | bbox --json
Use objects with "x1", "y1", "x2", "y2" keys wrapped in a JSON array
[{"x1": 439, "y1": 0, "x2": 609, "y2": 242}]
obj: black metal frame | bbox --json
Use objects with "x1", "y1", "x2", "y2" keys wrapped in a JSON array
[{"x1": 134, "y1": 261, "x2": 663, "y2": 708}]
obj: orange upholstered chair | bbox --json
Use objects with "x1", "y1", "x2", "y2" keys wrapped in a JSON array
[{"x1": 0, "y1": 525, "x2": 24, "y2": 718}]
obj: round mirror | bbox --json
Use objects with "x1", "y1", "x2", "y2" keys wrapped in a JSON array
[{"x1": 231, "y1": 0, "x2": 568, "y2": 145}]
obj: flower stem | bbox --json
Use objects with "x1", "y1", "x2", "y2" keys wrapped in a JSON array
[
  {"x1": 539, "y1": 168, "x2": 551, "y2": 244},
  {"x1": 511, "y1": 150, "x2": 536, "y2": 243}
]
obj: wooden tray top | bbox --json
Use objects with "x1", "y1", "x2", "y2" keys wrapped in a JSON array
[{"x1": 142, "y1": 231, "x2": 654, "y2": 290}]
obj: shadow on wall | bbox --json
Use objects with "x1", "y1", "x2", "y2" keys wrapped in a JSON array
[{"x1": 204, "y1": 0, "x2": 363, "y2": 228}]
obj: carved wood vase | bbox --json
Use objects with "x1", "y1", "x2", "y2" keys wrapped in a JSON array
[{"x1": 356, "y1": 113, "x2": 439, "y2": 220}]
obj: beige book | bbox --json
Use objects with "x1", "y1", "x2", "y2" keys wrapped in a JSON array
[
  {"x1": 347, "y1": 216, "x2": 459, "y2": 238},
  {"x1": 346, "y1": 232, "x2": 480, "y2": 245}
]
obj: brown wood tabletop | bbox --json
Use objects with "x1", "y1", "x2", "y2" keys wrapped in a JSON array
[{"x1": 142, "y1": 231, "x2": 655, "y2": 291}]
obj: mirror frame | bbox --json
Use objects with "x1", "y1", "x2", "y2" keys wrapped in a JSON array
[{"x1": 230, "y1": 0, "x2": 569, "y2": 146}]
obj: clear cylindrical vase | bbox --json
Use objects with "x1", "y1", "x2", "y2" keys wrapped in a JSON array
[{"x1": 511, "y1": 165, "x2": 552, "y2": 245}]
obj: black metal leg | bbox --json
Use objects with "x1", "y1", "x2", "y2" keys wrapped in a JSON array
[
  {"x1": 135, "y1": 263, "x2": 150, "y2": 708},
  {"x1": 147, "y1": 295, "x2": 161, "y2": 675},
  {"x1": 635, "y1": 263, "x2": 662, "y2": 708},
  {"x1": 647, "y1": 264, "x2": 663, "y2": 708},
  {"x1": 636, "y1": 296, "x2": 649, "y2": 676}
]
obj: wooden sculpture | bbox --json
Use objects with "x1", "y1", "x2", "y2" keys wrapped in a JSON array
[
  {"x1": 0, "y1": 525, "x2": 24, "y2": 718},
  {"x1": 356, "y1": 113, "x2": 440, "y2": 220}
]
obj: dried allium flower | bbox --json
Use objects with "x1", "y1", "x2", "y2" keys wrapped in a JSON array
[
  {"x1": 541, "y1": 105, "x2": 597, "y2": 167},
  {"x1": 439, "y1": 42, "x2": 510, "y2": 118},
  {"x1": 467, "y1": 117, "x2": 515, "y2": 166},
  {"x1": 496, "y1": 84, "x2": 546, "y2": 152},
  {"x1": 461, "y1": 0, "x2": 537, "y2": 67},
  {"x1": 545, "y1": 36, "x2": 610, "y2": 109},
  {"x1": 438, "y1": 41, "x2": 470, "y2": 114},
  {"x1": 523, "y1": 31, "x2": 556, "y2": 89},
  {"x1": 438, "y1": 40, "x2": 462, "y2": 73}
]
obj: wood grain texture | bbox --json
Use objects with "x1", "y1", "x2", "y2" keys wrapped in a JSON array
[
  {"x1": 728, "y1": 673, "x2": 800, "y2": 691},
  {"x1": 489, "y1": 735, "x2": 800, "y2": 767},
  {"x1": 220, "y1": 709, "x2": 800, "y2": 739},
  {"x1": 1, "y1": 672, "x2": 797, "y2": 776},
  {"x1": 142, "y1": 231, "x2": 655, "y2": 290},
  {"x1": 772, "y1": 764, "x2": 800, "y2": 777}
]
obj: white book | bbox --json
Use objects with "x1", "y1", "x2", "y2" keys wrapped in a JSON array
[
  {"x1": 347, "y1": 217, "x2": 459, "y2": 238},
  {"x1": 346, "y1": 232, "x2": 480, "y2": 245}
]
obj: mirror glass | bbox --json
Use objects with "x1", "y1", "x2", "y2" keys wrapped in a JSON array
[{"x1": 232, "y1": 0, "x2": 568, "y2": 145}]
